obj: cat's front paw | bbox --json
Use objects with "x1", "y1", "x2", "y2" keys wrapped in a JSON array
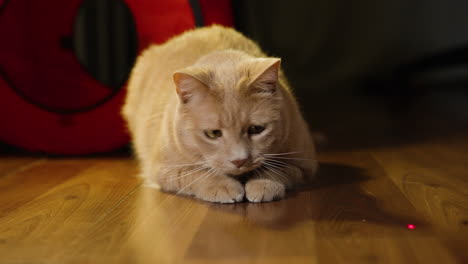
[
  {"x1": 245, "y1": 179, "x2": 285, "y2": 203},
  {"x1": 196, "y1": 177, "x2": 245, "y2": 203}
]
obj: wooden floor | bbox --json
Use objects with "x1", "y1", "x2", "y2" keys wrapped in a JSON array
[{"x1": 1, "y1": 91, "x2": 468, "y2": 263}]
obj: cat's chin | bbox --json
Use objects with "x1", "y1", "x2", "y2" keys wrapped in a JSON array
[
  {"x1": 225, "y1": 164, "x2": 262, "y2": 178},
  {"x1": 225, "y1": 162, "x2": 262, "y2": 178},
  {"x1": 226, "y1": 170, "x2": 256, "y2": 184},
  {"x1": 227, "y1": 170, "x2": 250, "y2": 177}
]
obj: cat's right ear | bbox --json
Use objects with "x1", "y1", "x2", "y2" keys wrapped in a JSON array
[
  {"x1": 248, "y1": 58, "x2": 281, "y2": 95},
  {"x1": 173, "y1": 72, "x2": 208, "y2": 104}
]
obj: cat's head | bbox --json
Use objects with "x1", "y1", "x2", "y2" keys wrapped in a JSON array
[{"x1": 173, "y1": 51, "x2": 287, "y2": 176}]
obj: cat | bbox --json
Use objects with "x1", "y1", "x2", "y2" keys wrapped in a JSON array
[{"x1": 122, "y1": 25, "x2": 317, "y2": 203}]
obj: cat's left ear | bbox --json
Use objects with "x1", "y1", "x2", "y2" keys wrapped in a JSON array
[{"x1": 249, "y1": 58, "x2": 281, "y2": 94}]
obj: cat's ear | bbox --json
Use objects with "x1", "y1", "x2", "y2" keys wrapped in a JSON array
[
  {"x1": 173, "y1": 71, "x2": 208, "y2": 104},
  {"x1": 249, "y1": 58, "x2": 281, "y2": 94}
]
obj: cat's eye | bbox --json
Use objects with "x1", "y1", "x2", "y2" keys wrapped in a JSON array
[
  {"x1": 204, "y1": 129, "x2": 222, "y2": 139},
  {"x1": 248, "y1": 125, "x2": 265, "y2": 135}
]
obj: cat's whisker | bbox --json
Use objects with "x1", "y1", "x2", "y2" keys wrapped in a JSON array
[
  {"x1": 262, "y1": 151, "x2": 304, "y2": 156},
  {"x1": 265, "y1": 166, "x2": 288, "y2": 180},
  {"x1": 171, "y1": 164, "x2": 209, "y2": 176},
  {"x1": 265, "y1": 157, "x2": 313, "y2": 161},
  {"x1": 254, "y1": 167, "x2": 269, "y2": 180},
  {"x1": 265, "y1": 165, "x2": 288, "y2": 180},
  {"x1": 263, "y1": 157, "x2": 295, "y2": 168},
  {"x1": 176, "y1": 168, "x2": 215, "y2": 196},
  {"x1": 253, "y1": 168, "x2": 261, "y2": 178},
  {"x1": 263, "y1": 160, "x2": 293, "y2": 171},
  {"x1": 164, "y1": 161, "x2": 209, "y2": 168},
  {"x1": 263, "y1": 158, "x2": 291, "y2": 168},
  {"x1": 163, "y1": 165, "x2": 210, "y2": 181},
  {"x1": 263, "y1": 160, "x2": 295, "y2": 177},
  {"x1": 262, "y1": 160, "x2": 288, "y2": 171},
  {"x1": 265, "y1": 167, "x2": 288, "y2": 183},
  {"x1": 262, "y1": 164, "x2": 288, "y2": 182},
  {"x1": 260, "y1": 166, "x2": 279, "y2": 182}
]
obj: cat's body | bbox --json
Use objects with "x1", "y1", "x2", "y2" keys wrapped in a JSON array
[{"x1": 123, "y1": 25, "x2": 317, "y2": 203}]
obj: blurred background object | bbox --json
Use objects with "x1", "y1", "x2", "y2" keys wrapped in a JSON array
[
  {"x1": 233, "y1": 0, "x2": 468, "y2": 150},
  {"x1": 0, "y1": 0, "x2": 232, "y2": 155},
  {"x1": 233, "y1": 0, "x2": 468, "y2": 97}
]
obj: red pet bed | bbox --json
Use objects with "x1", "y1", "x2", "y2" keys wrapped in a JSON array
[{"x1": 0, "y1": 0, "x2": 232, "y2": 155}]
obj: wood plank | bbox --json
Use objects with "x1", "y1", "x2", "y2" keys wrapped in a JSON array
[
  {"x1": 42, "y1": 186, "x2": 211, "y2": 264},
  {"x1": 0, "y1": 157, "x2": 42, "y2": 178},
  {"x1": 372, "y1": 142, "x2": 468, "y2": 263},
  {"x1": 0, "y1": 143, "x2": 466, "y2": 263},
  {"x1": 184, "y1": 194, "x2": 317, "y2": 263},
  {"x1": 317, "y1": 237, "x2": 457, "y2": 264},
  {"x1": 372, "y1": 144, "x2": 468, "y2": 235},
  {"x1": 312, "y1": 152, "x2": 457, "y2": 264},
  {"x1": 0, "y1": 159, "x2": 96, "y2": 217},
  {"x1": 0, "y1": 158, "x2": 140, "y2": 264}
]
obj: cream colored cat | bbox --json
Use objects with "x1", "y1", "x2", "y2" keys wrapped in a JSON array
[{"x1": 122, "y1": 25, "x2": 317, "y2": 203}]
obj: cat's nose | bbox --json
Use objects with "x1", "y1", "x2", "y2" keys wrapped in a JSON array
[{"x1": 231, "y1": 158, "x2": 247, "y2": 168}]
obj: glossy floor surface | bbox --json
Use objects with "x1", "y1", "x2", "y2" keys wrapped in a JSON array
[{"x1": 1, "y1": 92, "x2": 467, "y2": 263}]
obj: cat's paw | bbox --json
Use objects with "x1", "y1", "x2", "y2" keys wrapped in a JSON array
[
  {"x1": 245, "y1": 179, "x2": 285, "y2": 203},
  {"x1": 196, "y1": 178, "x2": 245, "y2": 203}
]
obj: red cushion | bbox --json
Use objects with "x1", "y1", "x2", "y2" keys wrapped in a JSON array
[{"x1": 0, "y1": 0, "x2": 232, "y2": 154}]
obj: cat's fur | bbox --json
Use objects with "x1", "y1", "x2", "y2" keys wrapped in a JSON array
[{"x1": 122, "y1": 25, "x2": 317, "y2": 203}]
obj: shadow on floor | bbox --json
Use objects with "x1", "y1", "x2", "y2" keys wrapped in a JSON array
[{"x1": 205, "y1": 162, "x2": 427, "y2": 233}]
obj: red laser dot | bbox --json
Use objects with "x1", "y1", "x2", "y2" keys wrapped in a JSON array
[{"x1": 407, "y1": 224, "x2": 415, "y2": 229}]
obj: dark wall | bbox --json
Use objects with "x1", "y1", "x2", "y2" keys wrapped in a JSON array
[{"x1": 233, "y1": 0, "x2": 468, "y2": 95}]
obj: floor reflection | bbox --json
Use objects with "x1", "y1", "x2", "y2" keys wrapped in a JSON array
[{"x1": 121, "y1": 161, "x2": 429, "y2": 261}]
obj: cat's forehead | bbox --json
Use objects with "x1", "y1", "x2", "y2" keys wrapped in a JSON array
[
  {"x1": 196, "y1": 94, "x2": 276, "y2": 129},
  {"x1": 206, "y1": 65, "x2": 247, "y2": 92},
  {"x1": 196, "y1": 51, "x2": 253, "y2": 89},
  {"x1": 200, "y1": 96, "x2": 246, "y2": 128}
]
